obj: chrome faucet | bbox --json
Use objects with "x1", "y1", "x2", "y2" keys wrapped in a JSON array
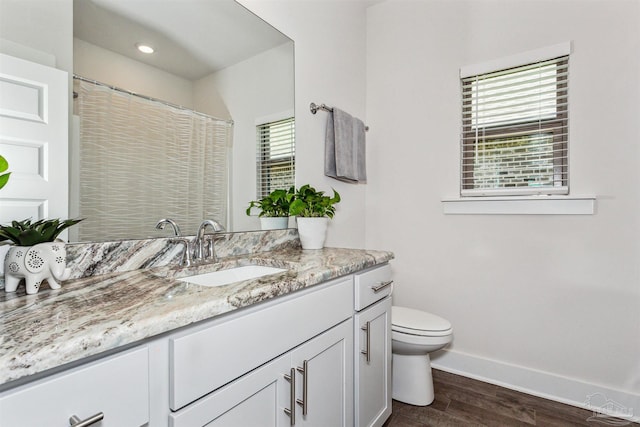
[
  {"x1": 155, "y1": 218, "x2": 182, "y2": 236},
  {"x1": 171, "y1": 219, "x2": 225, "y2": 267},
  {"x1": 194, "y1": 219, "x2": 225, "y2": 262}
]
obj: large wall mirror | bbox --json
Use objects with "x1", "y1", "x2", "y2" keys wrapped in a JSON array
[{"x1": 71, "y1": 0, "x2": 294, "y2": 242}]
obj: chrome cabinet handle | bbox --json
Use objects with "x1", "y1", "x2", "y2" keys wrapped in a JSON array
[
  {"x1": 361, "y1": 321, "x2": 371, "y2": 363},
  {"x1": 371, "y1": 280, "x2": 393, "y2": 293},
  {"x1": 296, "y1": 360, "x2": 308, "y2": 416},
  {"x1": 69, "y1": 413, "x2": 104, "y2": 427},
  {"x1": 284, "y1": 368, "x2": 296, "y2": 425}
]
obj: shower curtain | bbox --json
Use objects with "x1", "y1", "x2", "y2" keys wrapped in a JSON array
[{"x1": 75, "y1": 79, "x2": 232, "y2": 242}]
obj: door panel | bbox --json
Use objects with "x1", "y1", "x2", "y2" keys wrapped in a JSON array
[
  {"x1": 292, "y1": 319, "x2": 353, "y2": 427},
  {"x1": 355, "y1": 297, "x2": 392, "y2": 427},
  {"x1": 170, "y1": 354, "x2": 290, "y2": 427},
  {"x1": 0, "y1": 53, "x2": 68, "y2": 223}
]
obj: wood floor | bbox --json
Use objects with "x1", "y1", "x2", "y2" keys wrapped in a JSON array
[{"x1": 383, "y1": 369, "x2": 637, "y2": 426}]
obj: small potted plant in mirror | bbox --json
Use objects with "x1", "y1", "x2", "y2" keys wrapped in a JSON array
[
  {"x1": 246, "y1": 187, "x2": 295, "y2": 230},
  {"x1": 289, "y1": 184, "x2": 340, "y2": 250},
  {"x1": 0, "y1": 218, "x2": 83, "y2": 294}
]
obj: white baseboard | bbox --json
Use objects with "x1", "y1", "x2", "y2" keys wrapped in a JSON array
[{"x1": 431, "y1": 349, "x2": 640, "y2": 424}]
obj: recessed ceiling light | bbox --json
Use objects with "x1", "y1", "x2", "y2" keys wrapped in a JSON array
[{"x1": 136, "y1": 43, "x2": 154, "y2": 54}]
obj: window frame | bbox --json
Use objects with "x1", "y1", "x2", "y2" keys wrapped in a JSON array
[
  {"x1": 256, "y1": 115, "x2": 295, "y2": 199},
  {"x1": 459, "y1": 45, "x2": 570, "y2": 197}
]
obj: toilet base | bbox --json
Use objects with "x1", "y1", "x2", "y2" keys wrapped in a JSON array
[{"x1": 392, "y1": 353, "x2": 434, "y2": 406}]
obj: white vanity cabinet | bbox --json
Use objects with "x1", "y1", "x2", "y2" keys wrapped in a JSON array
[
  {"x1": 169, "y1": 276, "x2": 354, "y2": 426},
  {"x1": 0, "y1": 347, "x2": 150, "y2": 427},
  {"x1": 0, "y1": 260, "x2": 393, "y2": 427},
  {"x1": 170, "y1": 319, "x2": 353, "y2": 427},
  {"x1": 354, "y1": 265, "x2": 393, "y2": 427}
]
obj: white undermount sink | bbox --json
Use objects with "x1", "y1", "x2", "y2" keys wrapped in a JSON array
[{"x1": 178, "y1": 265, "x2": 287, "y2": 287}]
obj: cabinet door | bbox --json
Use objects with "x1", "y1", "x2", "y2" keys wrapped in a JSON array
[
  {"x1": 291, "y1": 319, "x2": 353, "y2": 427},
  {"x1": 169, "y1": 354, "x2": 291, "y2": 427},
  {"x1": 355, "y1": 296, "x2": 392, "y2": 427},
  {"x1": 0, "y1": 347, "x2": 149, "y2": 427}
]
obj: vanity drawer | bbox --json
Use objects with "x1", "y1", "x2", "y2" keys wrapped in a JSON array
[
  {"x1": 0, "y1": 347, "x2": 149, "y2": 427},
  {"x1": 169, "y1": 276, "x2": 353, "y2": 411},
  {"x1": 354, "y1": 263, "x2": 392, "y2": 311}
]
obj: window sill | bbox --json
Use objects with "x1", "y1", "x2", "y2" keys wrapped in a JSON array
[{"x1": 441, "y1": 195, "x2": 596, "y2": 215}]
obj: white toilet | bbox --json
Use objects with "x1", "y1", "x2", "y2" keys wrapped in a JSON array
[{"x1": 391, "y1": 306, "x2": 453, "y2": 406}]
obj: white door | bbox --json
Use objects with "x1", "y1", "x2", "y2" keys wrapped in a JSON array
[{"x1": 0, "y1": 52, "x2": 68, "y2": 224}]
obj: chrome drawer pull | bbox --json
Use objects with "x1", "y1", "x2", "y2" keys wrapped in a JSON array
[
  {"x1": 361, "y1": 321, "x2": 371, "y2": 363},
  {"x1": 371, "y1": 280, "x2": 393, "y2": 293},
  {"x1": 69, "y1": 412, "x2": 104, "y2": 427},
  {"x1": 296, "y1": 360, "x2": 309, "y2": 415},
  {"x1": 284, "y1": 368, "x2": 296, "y2": 425}
]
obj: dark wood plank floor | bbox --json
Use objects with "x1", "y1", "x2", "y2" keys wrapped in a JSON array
[{"x1": 384, "y1": 369, "x2": 637, "y2": 426}]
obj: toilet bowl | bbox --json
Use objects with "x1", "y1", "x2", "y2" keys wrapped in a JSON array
[{"x1": 391, "y1": 306, "x2": 453, "y2": 406}]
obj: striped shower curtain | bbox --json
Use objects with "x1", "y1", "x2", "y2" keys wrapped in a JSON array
[{"x1": 75, "y1": 79, "x2": 232, "y2": 241}]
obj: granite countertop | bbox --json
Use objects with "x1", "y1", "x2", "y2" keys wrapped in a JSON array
[{"x1": 0, "y1": 247, "x2": 393, "y2": 388}]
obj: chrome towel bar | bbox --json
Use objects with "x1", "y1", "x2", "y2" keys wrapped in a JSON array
[{"x1": 310, "y1": 102, "x2": 369, "y2": 131}]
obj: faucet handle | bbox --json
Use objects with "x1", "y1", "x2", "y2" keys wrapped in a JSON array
[
  {"x1": 171, "y1": 238, "x2": 193, "y2": 267},
  {"x1": 205, "y1": 236, "x2": 221, "y2": 261},
  {"x1": 205, "y1": 237, "x2": 214, "y2": 260},
  {"x1": 202, "y1": 234, "x2": 226, "y2": 262}
]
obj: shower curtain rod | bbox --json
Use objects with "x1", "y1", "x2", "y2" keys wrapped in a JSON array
[
  {"x1": 309, "y1": 102, "x2": 369, "y2": 131},
  {"x1": 73, "y1": 74, "x2": 234, "y2": 125}
]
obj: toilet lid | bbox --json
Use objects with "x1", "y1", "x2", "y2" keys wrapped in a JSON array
[{"x1": 392, "y1": 306, "x2": 452, "y2": 335}]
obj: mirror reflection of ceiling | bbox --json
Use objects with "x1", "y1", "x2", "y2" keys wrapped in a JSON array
[{"x1": 73, "y1": 0, "x2": 291, "y2": 80}]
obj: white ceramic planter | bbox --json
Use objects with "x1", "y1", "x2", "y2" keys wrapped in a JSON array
[
  {"x1": 296, "y1": 217, "x2": 328, "y2": 250},
  {"x1": 260, "y1": 217, "x2": 289, "y2": 230},
  {"x1": 4, "y1": 242, "x2": 71, "y2": 294}
]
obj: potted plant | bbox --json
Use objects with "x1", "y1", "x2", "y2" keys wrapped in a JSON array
[
  {"x1": 246, "y1": 187, "x2": 295, "y2": 230},
  {"x1": 289, "y1": 184, "x2": 340, "y2": 249},
  {"x1": 0, "y1": 218, "x2": 82, "y2": 294}
]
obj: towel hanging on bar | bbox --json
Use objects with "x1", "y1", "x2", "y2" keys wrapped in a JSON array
[{"x1": 323, "y1": 105, "x2": 367, "y2": 183}]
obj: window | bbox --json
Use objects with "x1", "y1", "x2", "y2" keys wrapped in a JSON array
[
  {"x1": 461, "y1": 54, "x2": 569, "y2": 196},
  {"x1": 256, "y1": 117, "x2": 295, "y2": 198}
]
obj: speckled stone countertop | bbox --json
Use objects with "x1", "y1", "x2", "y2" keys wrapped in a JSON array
[{"x1": 0, "y1": 247, "x2": 393, "y2": 388}]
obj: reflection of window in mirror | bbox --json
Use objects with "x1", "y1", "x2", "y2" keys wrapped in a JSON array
[{"x1": 256, "y1": 117, "x2": 295, "y2": 198}]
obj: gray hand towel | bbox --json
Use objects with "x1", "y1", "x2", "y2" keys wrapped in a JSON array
[{"x1": 324, "y1": 107, "x2": 366, "y2": 183}]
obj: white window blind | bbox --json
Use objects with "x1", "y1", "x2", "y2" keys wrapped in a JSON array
[
  {"x1": 256, "y1": 117, "x2": 295, "y2": 198},
  {"x1": 461, "y1": 55, "x2": 569, "y2": 196}
]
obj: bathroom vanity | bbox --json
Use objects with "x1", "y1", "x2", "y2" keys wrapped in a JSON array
[{"x1": 0, "y1": 246, "x2": 393, "y2": 427}]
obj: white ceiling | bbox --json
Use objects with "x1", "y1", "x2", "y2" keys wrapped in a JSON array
[{"x1": 73, "y1": 0, "x2": 292, "y2": 81}]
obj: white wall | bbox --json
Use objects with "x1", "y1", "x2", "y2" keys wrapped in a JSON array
[
  {"x1": 74, "y1": 38, "x2": 195, "y2": 108},
  {"x1": 194, "y1": 42, "x2": 294, "y2": 232},
  {"x1": 239, "y1": 0, "x2": 369, "y2": 249},
  {"x1": 366, "y1": 0, "x2": 640, "y2": 409},
  {"x1": 0, "y1": 0, "x2": 72, "y2": 72}
]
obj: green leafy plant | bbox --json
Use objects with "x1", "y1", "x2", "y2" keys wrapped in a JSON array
[
  {"x1": 289, "y1": 184, "x2": 341, "y2": 218},
  {"x1": 0, "y1": 218, "x2": 83, "y2": 246},
  {"x1": 0, "y1": 155, "x2": 10, "y2": 190},
  {"x1": 246, "y1": 187, "x2": 295, "y2": 217}
]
